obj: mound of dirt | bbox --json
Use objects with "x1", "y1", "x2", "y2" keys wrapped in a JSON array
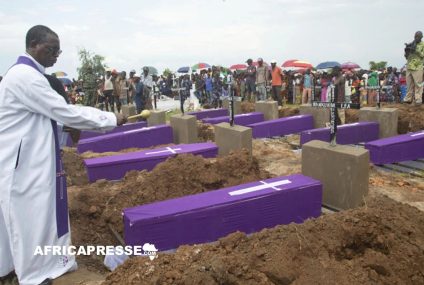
[
  {"x1": 197, "y1": 122, "x2": 215, "y2": 142},
  {"x1": 103, "y1": 195, "x2": 424, "y2": 285},
  {"x1": 241, "y1": 101, "x2": 255, "y2": 113},
  {"x1": 63, "y1": 147, "x2": 89, "y2": 186},
  {"x1": 278, "y1": 106, "x2": 300, "y2": 118},
  {"x1": 69, "y1": 150, "x2": 270, "y2": 248}
]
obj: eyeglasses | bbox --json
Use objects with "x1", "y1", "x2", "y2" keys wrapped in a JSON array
[{"x1": 45, "y1": 45, "x2": 62, "y2": 56}]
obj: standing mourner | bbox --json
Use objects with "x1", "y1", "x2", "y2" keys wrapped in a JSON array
[
  {"x1": 245, "y1": 58, "x2": 256, "y2": 102},
  {"x1": 204, "y1": 73, "x2": 213, "y2": 104},
  {"x1": 270, "y1": 60, "x2": 283, "y2": 106},
  {"x1": 404, "y1": 31, "x2": 424, "y2": 104},
  {"x1": 0, "y1": 25, "x2": 126, "y2": 285},
  {"x1": 115, "y1": 71, "x2": 130, "y2": 113},
  {"x1": 133, "y1": 73, "x2": 144, "y2": 114},
  {"x1": 103, "y1": 69, "x2": 115, "y2": 112},
  {"x1": 302, "y1": 69, "x2": 313, "y2": 104},
  {"x1": 141, "y1": 67, "x2": 153, "y2": 109},
  {"x1": 255, "y1": 58, "x2": 268, "y2": 101}
]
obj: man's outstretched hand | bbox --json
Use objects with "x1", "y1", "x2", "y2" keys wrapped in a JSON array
[{"x1": 115, "y1": 113, "x2": 127, "y2": 126}]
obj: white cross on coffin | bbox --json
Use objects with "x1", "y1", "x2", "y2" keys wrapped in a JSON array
[
  {"x1": 411, "y1": 132, "x2": 424, "y2": 137},
  {"x1": 228, "y1": 179, "x2": 291, "y2": 196},
  {"x1": 145, "y1": 147, "x2": 182, "y2": 155},
  {"x1": 124, "y1": 126, "x2": 156, "y2": 134}
]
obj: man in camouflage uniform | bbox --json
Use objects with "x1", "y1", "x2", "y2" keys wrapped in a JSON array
[
  {"x1": 404, "y1": 31, "x2": 424, "y2": 104},
  {"x1": 82, "y1": 66, "x2": 98, "y2": 106}
]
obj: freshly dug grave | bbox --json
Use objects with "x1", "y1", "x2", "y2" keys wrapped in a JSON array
[
  {"x1": 343, "y1": 103, "x2": 424, "y2": 134},
  {"x1": 69, "y1": 150, "x2": 270, "y2": 249},
  {"x1": 103, "y1": 195, "x2": 424, "y2": 285}
]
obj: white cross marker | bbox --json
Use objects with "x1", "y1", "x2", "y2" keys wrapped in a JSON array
[
  {"x1": 145, "y1": 147, "x2": 182, "y2": 155},
  {"x1": 124, "y1": 126, "x2": 156, "y2": 134},
  {"x1": 228, "y1": 179, "x2": 291, "y2": 196},
  {"x1": 411, "y1": 132, "x2": 424, "y2": 137}
]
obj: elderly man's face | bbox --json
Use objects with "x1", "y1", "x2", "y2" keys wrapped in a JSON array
[{"x1": 29, "y1": 33, "x2": 61, "y2": 67}]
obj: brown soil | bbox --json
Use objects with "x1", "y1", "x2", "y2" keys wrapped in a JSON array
[
  {"x1": 197, "y1": 122, "x2": 215, "y2": 142},
  {"x1": 61, "y1": 119, "x2": 424, "y2": 284},
  {"x1": 69, "y1": 150, "x2": 270, "y2": 249},
  {"x1": 241, "y1": 101, "x2": 255, "y2": 113},
  {"x1": 278, "y1": 106, "x2": 300, "y2": 118},
  {"x1": 345, "y1": 109, "x2": 359, "y2": 124},
  {"x1": 102, "y1": 195, "x2": 424, "y2": 285}
]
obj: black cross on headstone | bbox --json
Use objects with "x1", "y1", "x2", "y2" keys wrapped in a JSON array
[
  {"x1": 171, "y1": 79, "x2": 187, "y2": 114},
  {"x1": 311, "y1": 85, "x2": 360, "y2": 146},
  {"x1": 152, "y1": 84, "x2": 160, "y2": 110},
  {"x1": 227, "y1": 75, "x2": 235, "y2": 126}
]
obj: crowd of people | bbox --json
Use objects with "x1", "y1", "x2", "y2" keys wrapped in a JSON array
[{"x1": 60, "y1": 30, "x2": 423, "y2": 113}]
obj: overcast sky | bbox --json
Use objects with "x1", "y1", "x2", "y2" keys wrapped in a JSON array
[{"x1": 1, "y1": 0, "x2": 423, "y2": 78}]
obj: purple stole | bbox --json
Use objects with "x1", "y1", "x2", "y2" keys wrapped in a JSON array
[{"x1": 15, "y1": 56, "x2": 69, "y2": 238}]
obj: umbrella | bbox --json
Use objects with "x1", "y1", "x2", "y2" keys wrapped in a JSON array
[
  {"x1": 143, "y1": 66, "x2": 158, "y2": 75},
  {"x1": 177, "y1": 66, "x2": 190, "y2": 73},
  {"x1": 229, "y1": 64, "x2": 247, "y2": 71},
  {"x1": 282, "y1": 60, "x2": 313, "y2": 69},
  {"x1": 53, "y1": 71, "x2": 67, "y2": 77},
  {"x1": 281, "y1": 59, "x2": 299, "y2": 67},
  {"x1": 191, "y1": 63, "x2": 211, "y2": 70},
  {"x1": 58, "y1": 77, "x2": 73, "y2": 85},
  {"x1": 341, "y1": 62, "x2": 360, "y2": 69},
  {"x1": 316, "y1": 61, "x2": 341, "y2": 69}
]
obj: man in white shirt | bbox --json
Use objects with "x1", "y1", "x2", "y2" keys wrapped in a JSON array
[{"x1": 0, "y1": 25, "x2": 125, "y2": 285}]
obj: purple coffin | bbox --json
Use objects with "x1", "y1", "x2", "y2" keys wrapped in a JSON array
[
  {"x1": 187, "y1": 109, "x2": 228, "y2": 120},
  {"x1": 248, "y1": 115, "x2": 314, "y2": 139},
  {"x1": 77, "y1": 124, "x2": 172, "y2": 154},
  {"x1": 84, "y1": 142, "x2": 218, "y2": 182},
  {"x1": 365, "y1": 131, "x2": 424, "y2": 164},
  {"x1": 202, "y1": 112, "x2": 264, "y2": 126},
  {"x1": 65, "y1": 121, "x2": 148, "y2": 146},
  {"x1": 123, "y1": 174, "x2": 322, "y2": 251},
  {"x1": 300, "y1": 122, "x2": 379, "y2": 145}
]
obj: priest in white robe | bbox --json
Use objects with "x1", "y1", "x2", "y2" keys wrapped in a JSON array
[{"x1": 0, "y1": 25, "x2": 126, "y2": 285}]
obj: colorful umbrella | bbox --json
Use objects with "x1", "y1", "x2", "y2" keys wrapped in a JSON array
[
  {"x1": 143, "y1": 66, "x2": 158, "y2": 75},
  {"x1": 191, "y1": 63, "x2": 211, "y2": 70},
  {"x1": 177, "y1": 66, "x2": 190, "y2": 73},
  {"x1": 229, "y1": 64, "x2": 247, "y2": 70},
  {"x1": 281, "y1": 59, "x2": 299, "y2": 67},
  {"x1": 58, "y1": 77, "x2": 73, "y2": 85},
  {"x1": 316, "y1": 61, "x2": 341, "y2": 69},
  {"x1": 282, "y1": 60, "x2": 313, "y2": 69},
  {"x1": 341, "y1": 62, "x2": 360, "y2": 69},
  {"x1": 53, "y1": 71, "x2": 67, "y2": 77}
]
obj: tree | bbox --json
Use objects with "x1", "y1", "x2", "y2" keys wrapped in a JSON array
[
  {"x1": 77, "y1": 48, "x2": 107, "y2": 80},
  {"x1": 369, "y1": 61, "x2": 387, "y2": 71},
  {"x1": 162, "y1": 68, "x2": 173, "y2": 77}
]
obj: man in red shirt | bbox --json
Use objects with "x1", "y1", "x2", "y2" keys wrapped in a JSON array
[{"x1": 270, "y1": 60, "x2": 283, "y2": 106}]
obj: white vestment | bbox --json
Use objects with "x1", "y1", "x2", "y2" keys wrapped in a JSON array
[{"x1": 0, "y1": 54, "x2": 117, "y2": 285}]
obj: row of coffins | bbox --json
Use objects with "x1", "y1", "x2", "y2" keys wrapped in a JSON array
[{"x1": 73, "y1": 108, "x2": 422, "y2": 257}]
